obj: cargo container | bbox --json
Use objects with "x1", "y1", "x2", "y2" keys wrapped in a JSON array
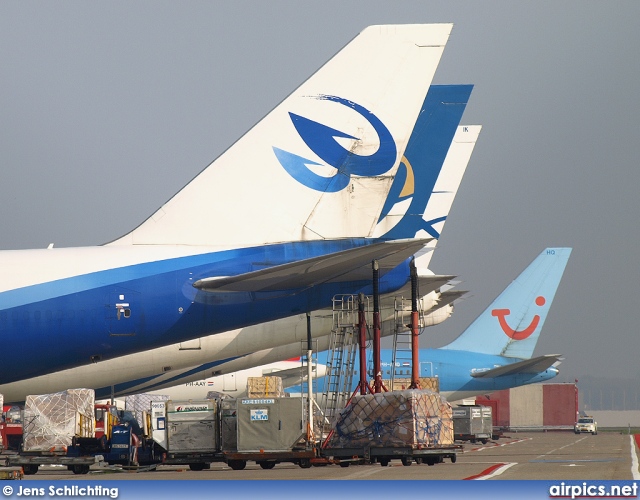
[
  {"x1": 149, "y1": 399, "x2": 220, "y2": 470},
  {"x1": 452, "y1": 405, "x2": 492, "y2": 443},
  {"x1": 221, "y1": 397, "x2": 315, "y2": 470}
]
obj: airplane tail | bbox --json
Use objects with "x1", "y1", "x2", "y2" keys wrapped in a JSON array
[
  {"x1": 373, "y1": 85, "x2": 474, "y2": 242},
  {"x1": 108, "y1": 24, "x2": 453, "y2": 248},
  {"x1": 411, "y1": 123, "x2": 481, "y2": 271},
  {"x1": 441, "y1": 248, "x2": 571, "y2": 359}
]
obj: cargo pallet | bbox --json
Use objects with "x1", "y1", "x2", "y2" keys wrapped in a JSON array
[
  {"x1": 223, "y1": 449, "x2": 316, "y2": 470},
  {"x1": 321, "y1": 444, "x2": 462, "y2": 467},
  {"x1": 0, "y1": 466, "x2": 23, "y2": 480},
  {"x1": 6, "y1": 453, "x2": 103, "y2": 475},
  {"x1": 162, "y1": 452, "x2": 222, "y2": 471}
]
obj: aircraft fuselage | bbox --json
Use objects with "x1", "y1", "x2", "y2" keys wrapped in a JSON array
[{"x1": 0, "y1": 239, "x2": 410, "y2": 383}]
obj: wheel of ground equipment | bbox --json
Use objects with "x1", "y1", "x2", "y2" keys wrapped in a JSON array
[
  {"x1": 258, "y1": 461, "x2": 276, "y2": 470},
  {"x1": 227, "y1": 459, "x2": 246, "y2": 471},
  {"x1": 401, "y1": 456, "x2": 412, "y2": 466},
  {"x1": 339, "y1": 462, "x2": 350, "y2": 468},
  {"x1": 74, "y1": 464, "x2": 90, "y2": 475},
  {"x1": 481, "y1": 439, "x2": 488, "y2": 444},
  {"x1": 379, "y1": 458, "x2": 390, "y2": 467},
  {"x1": 23, "y1": 464, "x2": 39, "y2": 475},
  {"x1": 450, "y1": 454, "x2": 457, "y2": 463},
  {"x1": 298, "y1": 458, "x2": 312, "y2": 469},
  {"x1": 99, "y1": 434, "x2": 109, "y2": 450},
  {"x1": 189, "y1": 463, "x2": 206, "y2": 471},
  {"x1": 425, "y1": 457, "x2": 436, "y2": 466}
]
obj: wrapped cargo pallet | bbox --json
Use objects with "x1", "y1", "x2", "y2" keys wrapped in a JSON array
[
  {"x1": 327, "y1": 389, "x2": 453, "y2": 449},
  {"x1": 125, "y1": 393, "x2": 169, "y2": 430},
  {"x1": 22, "y1": 389, "x2": 95, "y2": 452},
  {"x1": 246, "y1": 376, "x2": 285, "y2": 398}
]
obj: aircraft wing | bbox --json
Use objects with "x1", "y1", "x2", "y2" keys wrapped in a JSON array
[
  {"x1": 470, "y1": 354, "x2": 563, "y2": 378},
  {"x1": 193, "y1": 239, "x2": 431, "y2": 292}
]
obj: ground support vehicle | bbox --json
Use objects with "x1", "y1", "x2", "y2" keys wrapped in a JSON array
[
  {"x1": 67, "y1": 420, "x2": 155, "y2": 470},
  {"x1": 574, "y1": 416, "x2": 598, "y2": 435},
  {"x1": 1, "y1": 405, "x2": 24, "y2": 451},
  {"x1": 452, "y1": 405, "x2": 493, "y2": 444}
]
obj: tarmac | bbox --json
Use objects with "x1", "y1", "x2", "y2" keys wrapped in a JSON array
[{"x1": 20, "y1": 431, "x2": 640, "y2": 481}]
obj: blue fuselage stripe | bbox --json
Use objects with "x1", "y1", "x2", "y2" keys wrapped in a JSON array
[{"x1": 0, "y1": 239, "x2": 410, "y2": 383}]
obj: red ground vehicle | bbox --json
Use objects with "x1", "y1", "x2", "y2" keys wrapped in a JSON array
[
  {"x1": 1, "y1": 405, "x2": 24, "y2": 451},
  {"x1": 94, "y1": 403, "x2": 120, "y2": 441}
]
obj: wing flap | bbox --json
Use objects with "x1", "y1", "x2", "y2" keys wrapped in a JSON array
[{"x1": 193, "y1": 239, "x2": 431, "y2": 292}]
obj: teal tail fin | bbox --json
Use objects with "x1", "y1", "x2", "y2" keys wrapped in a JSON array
[{"x1": 442, "y1": 248, "x2": 571, "y2": 359}]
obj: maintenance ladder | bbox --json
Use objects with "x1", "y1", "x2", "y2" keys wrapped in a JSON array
[
  {"x1": 317, "y1": 294, "x2": 365, "y2": 439},
  {"x1": 390, "y1": 296, "x2": 426, "y2": 388}
]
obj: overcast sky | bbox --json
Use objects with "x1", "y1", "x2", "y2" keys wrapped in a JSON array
[{"x1": 1, "y1": 1, "x2": 639, "y2": 382}]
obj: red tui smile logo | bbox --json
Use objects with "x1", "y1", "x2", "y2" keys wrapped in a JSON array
[{"x1": 492, "y1": 296, "x2": 546, "y2": 340}]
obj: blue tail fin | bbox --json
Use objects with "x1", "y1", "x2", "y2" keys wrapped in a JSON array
[
  {"x1": 374, "y1": 85, "x2": 473, "y2": 240},
  {"x1": 442, "y1": 248, "x2": 571, "y2": 359}
]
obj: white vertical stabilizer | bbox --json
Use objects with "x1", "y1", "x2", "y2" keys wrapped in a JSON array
[
  {"x1": 414, "y1": 125, "x2": 482, "y2": 270},
  {"x1": 108, "y1": 24, "x2": 453, "y2": 248}
]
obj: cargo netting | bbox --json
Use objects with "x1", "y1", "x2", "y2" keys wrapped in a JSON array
[
  {"x1": 23, "y1": 388, "x2": 95, "y2": 453},
  {"x1": 125, "y1": 393, "x2": 169, "y2": 430},
  {"x1": 326, "y1": 389, "x2": 453, "y2": 449}
]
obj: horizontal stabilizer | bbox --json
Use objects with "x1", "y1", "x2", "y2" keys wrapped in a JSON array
[
  {"x1": 193, "y1": 239, "x2": 430, "y2": 292},
  {"x1": 470, "y1": 354, "x2": 563, "y2": 378},
  {"x1": 380, "y1": 274, "x2": 456, "y2": 299},
  {"x1": 259, "y1": 366, "x2": 309, "y2": 385},
  {"x1": 424, "y1": 289, "x2": 467, "y2": 313}
]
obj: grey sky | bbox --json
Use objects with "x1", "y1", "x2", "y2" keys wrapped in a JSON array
[{"x1": 1, "y1": 2, "x2": 639, "y2": 382}]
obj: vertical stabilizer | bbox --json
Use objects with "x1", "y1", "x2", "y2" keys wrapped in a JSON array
[
  {"x1": 109, "y1": 24, "x2": 453, "y2": 248},
  {"x1": 442, "y1": 248, "x2": 571, "y2": 358},
  {"x1": 413, "y1": 124, "x2": 481, "y2": 270},
  {"x1": 373, "y1": 85, "x2": 473, "y2": 241}
]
